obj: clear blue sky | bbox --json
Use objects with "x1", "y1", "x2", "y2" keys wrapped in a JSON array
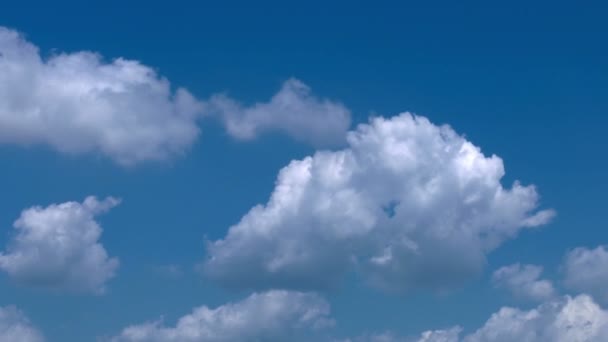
[{"x1": 0, "y1": 1, "x2": 607, "y2": 341}]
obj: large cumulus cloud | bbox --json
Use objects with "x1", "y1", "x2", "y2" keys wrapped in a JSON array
[
  {"x1": 203, "y1": 113, "x2": 554, "y2": 293},
  {"x1": 0, "y1": 27, "x2": 202, "y2": 166},
  {"x1": 0, "y1": 27, "x2": 352, "y2": 165}
]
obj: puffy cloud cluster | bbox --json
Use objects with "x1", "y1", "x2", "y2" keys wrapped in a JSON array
[
  {"x1": 0, "y1": 27, "x2": 202, "y2": 166},
  {"x1": 492, "y1": 264, "x2": 556, "y2": 302},
  {"x1": 111, "y1": 290, "x2": 333, "y2": 342},
  {"x1": 0, "y1": 197, "x2": 119, "y2": 294},
  {"x1": 0, "y1": 306, "x2": 44, "y2": 342},
  {"x1": 563, "y1": 246, "x2": 608, "y2": 304},
  {"x1": 209, "y1": 78, "x2": 351, "y2": 147},
  {"x1": 350, "y1": 295, "x2": 608, "y2": 342},
  {"x1": 463, "y1": 294, "x2": 608, "y2": 342},
  {"x1": 204, "y1": 113, "x2": 554, "y2": 293},
  {"x1": 110, "y1": 292, "x2": 608, "y2": 342},
  {"x1": 0, "y1": 27, "x2": 352, "y2": 165}
]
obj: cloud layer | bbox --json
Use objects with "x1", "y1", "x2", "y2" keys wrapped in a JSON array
[
  {"x1": 110, "y1": 292, "x2": 608, "y2": 342},
  {"x1": 0, "y1": 306, "x2": 44, "y2": 342},
  {"x1": 112, "y1": 290, "x2": 332, "y2": 342},
  {"x1": 0, "y1": 197, "x2": 119, "y2": 294},
  {"x1": 204, "y1": 113, "x2": 554, "y2": 293},
  {"x1": 492, "y1": 263, "x2": 556, "y2": 302},
  {"x1": 0, "y1": 27, "x2": 202, "y2": 166},
  {"x1": 209, "y1": 78, "x2": 351, "y2": 147}
]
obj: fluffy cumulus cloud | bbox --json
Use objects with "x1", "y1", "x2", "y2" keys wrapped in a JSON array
[
  {"x1": 359, "y1": 295, "x2": 608, "y2": 342},
  {"x1": 0, "y1": 27, "x2": 202, "y2": 166},
  {"x1": 111, "y1": 292, "x2": 608, "y2": 342},
  {"x1": 208, "y1": 78, "x2": 351, "y2": 147},
  {"x1": 0, "y1": 306, "x2": 44, "y2": 342},
  {"x1": 0, "y1": 197, "x2": 119, "y2": 294},
  {"x1": 563, "y1": 246, "x2": 608, "y2": 303},
  {"x1": 111, "y1": 290, "x2": 333, "y2": 342},
  {"x1": 463, "y1": 294, "x2": 608, "y2": 342},
  {"x1": 492, "y1": 263, "x2": 556, "y2": 301},
  {"x1": 203, "y1": 113, "x2": 554, "y2": 293},
  {"x1": 0, "y1": 27, "x2": 354, "y2": 164}
]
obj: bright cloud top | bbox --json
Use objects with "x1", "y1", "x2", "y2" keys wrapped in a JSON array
[
  {"x1": 204, "y1": 113, "x2": 554, "y2": 293},
  {"x1": 0, "y1": 27, "x2": 202, "y2": 166},
  {"x1": 209, "y1": 78, "x2": 352, "y2": 147},
  {"x1": 0, "y1": 306, "x2": 44, "y2": 342},
  {"x1": 563, "y1": 245, "x2": 608, "y2": 304},
  {"x1": 0, "y1": 196, "x2": 119, "y2": 294},
  {"x1": 112, "y1": 290, "x2": 333, "y2": 342},
  {"x1": 492, "y1": 263, "x2": 556, "y2": 302}
]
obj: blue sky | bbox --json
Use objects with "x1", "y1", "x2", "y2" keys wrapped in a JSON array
[{"x1": 0, "y1": 1, "x2": 607, "y2": 341}]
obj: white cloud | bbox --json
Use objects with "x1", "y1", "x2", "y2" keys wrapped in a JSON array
[
  {"x1": 0, "y1": 27, "x2": 354, "y2": 164},
  {"x1": 463, "y1": 294, "x2": 608, "y2": 342},
  {"x1": 0, "y1": 306, "x2": 44, "y2": 342},
  {"x1": 492, "y1": 263, "x2": 556, "y2": 301},
  {"x1": 0, "y1": 27, "x2": 202, "y2": 166},
  {"x1": 349, "y1": 328, "x2": 461, "y2": 342},
  {"x1": 111, "y1": 290, "x2": 333, "y2": 342},
  {"x1": 563, "y1": 246, "x2": 608, "y2": 303},
  {"x1": 203, "y1": 113, "x2": 554, "y2": 293},
  {"x1": 416, "y1": 328, "x2": 462, "y2": 342},
  {"x1": 362, "y1": 295, "x2": 608, "y2": 342},
  {"x1": 208, "y1": 78, "x2": 351, "y2": 147},
  {"x1": 0, "y1": 196, "x2": 119, "y2": 294}
]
